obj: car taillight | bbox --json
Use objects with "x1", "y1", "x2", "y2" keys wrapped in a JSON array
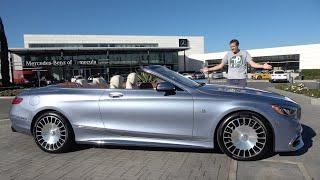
[{"x1": 12, "y1": 97, "x2": 23, "y2": 105}]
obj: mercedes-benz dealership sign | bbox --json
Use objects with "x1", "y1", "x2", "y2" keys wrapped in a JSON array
[{"x1": 24, "y1": 59, "x2": 105, "y2": 67}]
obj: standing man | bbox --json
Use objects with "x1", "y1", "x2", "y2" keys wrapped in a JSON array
[{"x1": 201, "y1": 39, "x2": 272, "y2": 87}]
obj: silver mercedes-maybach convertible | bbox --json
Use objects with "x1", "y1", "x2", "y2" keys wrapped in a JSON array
[{"x1": 10, "y1": 65, "x2": 303, "y2": 160}]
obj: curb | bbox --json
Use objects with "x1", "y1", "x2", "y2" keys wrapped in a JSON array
[
  {"x1": 311, "y1": 98, "x2": 320, "y2": 105},
  {"x1": 268, "y1": 87, "x2": 320, "y2": 106},
  {"x1": 0, "y1": 96, "x2": 15, "y2": 99}
]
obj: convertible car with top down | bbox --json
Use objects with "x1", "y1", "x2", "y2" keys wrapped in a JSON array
[{"x1": 10, "y1": 65, "x2": 303, "y2": 161}]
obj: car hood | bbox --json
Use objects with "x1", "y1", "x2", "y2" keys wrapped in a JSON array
[{"x1": 197, "y1": 84, "x2": 286, "y2": 100}]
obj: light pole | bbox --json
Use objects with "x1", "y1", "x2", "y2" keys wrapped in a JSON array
[{"x1": 183, "y1": 50, "x2": 186, "y2": 72}]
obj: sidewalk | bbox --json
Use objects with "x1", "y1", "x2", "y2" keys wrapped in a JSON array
[{"x1": 264, "y1": 87, "x2": 320, "y2": 180}]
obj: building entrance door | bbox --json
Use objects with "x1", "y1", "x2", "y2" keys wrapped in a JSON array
[
  {"x1": 72, "y1": 68, "x2": 91, "y2": 79},
  {"x1": 84, "y1": 69, "x2": 91, "y2": 79},
  {"x1": 72, "y1": 69, "x2": 80, "y2": 77}
]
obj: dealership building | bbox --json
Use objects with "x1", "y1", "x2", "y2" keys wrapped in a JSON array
[
  {"x1": 7, "y1": 34, "x2": 204, "y2": 84},
  {"x1": 2, "y1": 34, "x2": 320, "y2": 85},
  {"x1": 189, "y1": 43, "x2": 320, "y2": 72}
]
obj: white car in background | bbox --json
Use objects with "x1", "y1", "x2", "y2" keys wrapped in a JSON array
[
  {"x1": 270, "y1": 70, "x2": 288, "y2": 83},
  {"x1": 182, "y1": 73, "x2": 194, "y2": 79},
  {"x1": 210, "y1": 71, "x2": 224, "y2": 79}
]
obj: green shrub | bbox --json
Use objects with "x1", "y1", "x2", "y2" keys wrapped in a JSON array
[{"x1": 301, "y1": 69, "x2": 320, "y2": 80}]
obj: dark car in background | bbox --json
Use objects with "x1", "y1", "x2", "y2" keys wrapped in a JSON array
[{"x1": 193, "y1": 71, "x2": 205, "y2": 79}]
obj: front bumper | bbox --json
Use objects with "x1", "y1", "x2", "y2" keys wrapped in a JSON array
[
  {"x1": 268, "y1": 106, "x2": 304, "y2": 153},
  {"x1": 288, "y1": 125, "x2": 304, "y2": 151}
]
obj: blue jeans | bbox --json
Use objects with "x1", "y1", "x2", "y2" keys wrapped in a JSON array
[{"x1": 227, "y1": 79, "x2": 247, "y2": 87}]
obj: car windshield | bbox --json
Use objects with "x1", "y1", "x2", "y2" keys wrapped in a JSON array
[{"x1": 150, "y1": 66, "x2": 201, "y2": 87}]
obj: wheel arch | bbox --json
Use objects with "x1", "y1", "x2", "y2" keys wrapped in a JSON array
[
  {"x1": 213, "y1": 110, "x2": 275, "y2": 152},
  {"x1": 30, "y1": 109, "x2": 75, "y2": 139}
]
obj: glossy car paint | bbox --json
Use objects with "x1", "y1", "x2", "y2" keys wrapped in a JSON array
[{"x1": 10, "y1": 65, "x2": 303, "y2": 152}]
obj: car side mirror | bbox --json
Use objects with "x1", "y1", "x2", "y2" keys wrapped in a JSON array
[{"x1": 156, "y1": 82, "x2": 176, "y2": 92}]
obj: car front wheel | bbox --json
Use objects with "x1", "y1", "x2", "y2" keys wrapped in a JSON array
[
  {"x1": 217, "y1": 112, "x2": 271, "y2": 161},
  {"x1": 33, "y1": 112, "x2": 74, "y2": 153}
]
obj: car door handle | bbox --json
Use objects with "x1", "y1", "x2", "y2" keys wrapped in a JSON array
[{"x1": 109, "y1": 92, "x2": 123, "y2": 98}]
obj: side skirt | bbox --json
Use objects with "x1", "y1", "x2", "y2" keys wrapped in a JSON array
[{"x1": 73, "y1": 125, "x2": 214, "y2": 149}]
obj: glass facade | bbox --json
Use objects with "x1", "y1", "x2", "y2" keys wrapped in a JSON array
[
  {"x1": 15, "y1": 50, "x2": 179, "y2": 83},
  {"x1": 206, "y1": 54, "x2": 300, "y2": 72}
]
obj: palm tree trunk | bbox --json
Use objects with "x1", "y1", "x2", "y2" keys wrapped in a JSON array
[{"x1": 0, "y1": 17, "x2": 11, "y2": 87}]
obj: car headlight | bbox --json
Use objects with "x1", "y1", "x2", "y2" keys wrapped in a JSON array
[{"x1": 271, "y1": 105, "x2": 297, "y2": 116}]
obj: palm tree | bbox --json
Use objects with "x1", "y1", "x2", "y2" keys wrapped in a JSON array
[
  {"x1": 137, "y1": 72, "x2": 157, "y2": 83},
  {"x1": 137, "y1": 72, "x2": 157, "y2": 89},
  {"x1": 0, "y1": 17, "x2": 10, "y2": 87}
]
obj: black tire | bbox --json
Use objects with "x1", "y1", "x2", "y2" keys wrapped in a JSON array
[
  {"x1": 33, "y1": 111, "x2": 74, "y2": 153},
  {"x1": 257, "y1": 76, "x2": 262, "y2": 80},
  {"x1": 217, "y1": 112, "x2": 272, "y2": 161}
]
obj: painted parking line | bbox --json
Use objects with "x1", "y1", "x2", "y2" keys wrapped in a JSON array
[
  {"x1": 0, "y1": 96, "x2": 15, "y2": 99},
  {"x1": 0, "y1": 119, "x2": 10, "y2": 122},
  {"x1": 0, "y1": 114, "x2": 9, "y2": 119},
  {"x1": 261, "y1": 159, "x2": 312, "y2": 180},
  {"x1": 228, "y1": 160, "x2": 237, "y2": 180}
]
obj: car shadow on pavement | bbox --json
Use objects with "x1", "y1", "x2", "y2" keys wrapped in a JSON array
[{"x1": 279, "y1": 124, "x2": 316, "y2": 156}]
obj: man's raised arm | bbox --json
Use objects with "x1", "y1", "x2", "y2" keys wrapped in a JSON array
[{"x1": 248, "y1": 60, "x2": 272, "y2": 69}]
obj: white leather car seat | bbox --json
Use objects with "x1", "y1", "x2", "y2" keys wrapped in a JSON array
[
  {"x1": 126, "y1": 73, "x2": 138, "y2": 89},
  {"x1": 70, "y1": 78, "x2": 77, "y2": 83},
  {"x1": 93, "y1": 77, "x2": 106, "y2": 85},
  {"x1": 110, "y1": 75, "x2": 124, "y2": 89}
]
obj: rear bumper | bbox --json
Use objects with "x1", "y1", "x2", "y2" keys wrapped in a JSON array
[
  {"x1": 10, "y1": 115, "x2": 32, "y2": 135},
  {"x1": 271, "y1": 78, "x2": 288, "y2": 82},
  {"x1": 10, "y1": 104, "x2": 33, "y2": 135}
]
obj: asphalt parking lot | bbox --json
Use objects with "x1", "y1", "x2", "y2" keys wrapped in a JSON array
[{"x1": 0, "y1": 81, "x2": 318, "y2": 180}]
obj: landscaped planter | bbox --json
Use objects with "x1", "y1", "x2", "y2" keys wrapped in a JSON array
[
  {"x1": 269, "y1": 87, "x2": 320, "y2": 106},
  {"x1": 275, "y1": 83, "x2": 320, "y2": 98},
  {"x1": 0, "y1": 89, "x2": 24, "y2": 97}
]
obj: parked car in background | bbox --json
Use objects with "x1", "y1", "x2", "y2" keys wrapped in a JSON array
[
  {"x1": 10, "y1": 65, "x2": 304, "y2": 161},
  {"x1": 182, "y1": 73, "x2": 194, "y2": 79},
  {"x1": 210, "y1": 71, "x2": 224, "y2": 79},
  {"x1": 193, "y1": 72, "x2": 205, "y2": 79},
  {"x1": 270, "y1": 70, "x2": 288, "y2": 83},
  {"x1": 252, "y1": 71, "x2": 271, "y2": 80}
]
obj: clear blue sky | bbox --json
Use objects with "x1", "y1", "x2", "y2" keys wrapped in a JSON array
[{"x1": 1, "y1": 0, "x2": 320, "y2": 52}]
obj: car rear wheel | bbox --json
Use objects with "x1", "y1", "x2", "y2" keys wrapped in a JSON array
[
  {"x1": 257, "y1": 76, "x2": 262, "y2": 80},
  {"x1": 33, "y1": 112, "x2": 74, "y2": 153},
  {"x1": 217, "y1": 112, "x2": 271, "y2": 161}
]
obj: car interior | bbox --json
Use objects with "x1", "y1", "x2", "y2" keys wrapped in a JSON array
[{"x1": 58, "y1": 72, "x2": 160, "y2": 90}]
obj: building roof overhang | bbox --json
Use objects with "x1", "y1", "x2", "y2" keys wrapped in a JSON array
[{"x1": 8, "y1": 47, "x2": 189, "y2": 55}]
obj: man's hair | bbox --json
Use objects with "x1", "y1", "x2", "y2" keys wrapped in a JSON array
[{"x1": 229, "y1": 39, "x2": 239, "y2": 46}]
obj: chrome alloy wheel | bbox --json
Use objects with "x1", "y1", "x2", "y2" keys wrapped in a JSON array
[
  {"x1": 222, "y1": 116, "x2": 267, "y2": 158},
  {"x1": 35, "y1": 115, "x2": 67, "y2": 151}
]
